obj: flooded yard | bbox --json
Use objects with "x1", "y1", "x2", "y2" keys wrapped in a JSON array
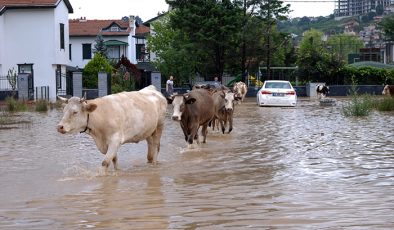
[{"x1": 0, "y1": 97, "x2": 393, "y2": 229}]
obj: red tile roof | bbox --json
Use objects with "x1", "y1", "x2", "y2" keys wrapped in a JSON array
[
  {"x1": 69, "y1": 19, "x2": 131, "y2": 37},
  {"x1": 0, "y1": 0, "x2": 73, "y2": 14},
  {"x1": 136, "y1": 24, "x2": 150, "y2": 35}
]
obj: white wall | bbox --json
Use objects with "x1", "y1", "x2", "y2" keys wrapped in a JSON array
[
  {"x1": 1, "y1": 2, "x2": 71, "y2": 101},
  {"x1": 0, "y1": 15, "x2": 3, "y2": 73}
]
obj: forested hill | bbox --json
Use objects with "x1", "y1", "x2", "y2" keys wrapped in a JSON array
[{"x1": 277, "y1": 14, "x2": 376, "y2": 36}]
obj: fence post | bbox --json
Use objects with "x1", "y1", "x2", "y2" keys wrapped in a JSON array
[
  {"x1": 98, "y1": 72, "x2": 108, "y2": 97},
  {"x1": 72, "y1": 71, "x2": 83, "y2": 98},
  {"x1": 151, "y1": 71, "x2": 161, "y2": 91},
  {"x1": 17, "y1": 73, "x2": 30, "y2": 101}
]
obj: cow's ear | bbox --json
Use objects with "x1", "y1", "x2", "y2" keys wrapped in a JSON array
[
  {"x1": 84, "y1": 103, "x2": 97, "y2": 112},
  {"x1": 220, "y1": 92, "x2": 225, "y2": 98},
  {"x1": 57, "y1": 96, "x2": 68, "y2": 103},
  {"x1": 185, "y1": 98, "x2": 196, "y2": 104},
  {"x1": 166, "y1": 96, "x2": 173, "y2": 104}
]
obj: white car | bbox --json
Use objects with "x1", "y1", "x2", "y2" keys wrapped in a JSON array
[{"x1": 257, "y1": 80, "x2": 297, "y2": 107}]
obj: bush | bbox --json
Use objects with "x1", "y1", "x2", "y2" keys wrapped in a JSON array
[
  {"x1": 342, "y1": 94, "x2": 374, "y2": 117},
  {"x1": 375, "y1": 97, "x2": 394, "y2": 111},
  {"x1": 5, "y1": 97, "x2": 27, "y2": 112},
  {"x1": 35, "y1": 100, "x2": 48, "y2": 112}
]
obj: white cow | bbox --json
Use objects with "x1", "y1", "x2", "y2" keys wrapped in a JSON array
[
  {"x1": 233, "y1": 81, "x2": 248, "y2": 103},
  {"x1": 57, "y1": 85, "x2": 167, "y2": 174}
]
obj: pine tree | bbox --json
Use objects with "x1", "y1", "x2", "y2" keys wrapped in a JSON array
[{"x1": 94, "y1": 34, "x2": 107, "y2": 58}]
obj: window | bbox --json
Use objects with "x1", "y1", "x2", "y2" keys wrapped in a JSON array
[
  {"x1": 82, "y1": 43, "x2": 92, "y2": 59},
  {"x1": 110, "y1": 26, "x2": 119, "y2": 32},
  {"x1": 69, "y1": 44, "x2": 72, "y2": 60},
  {"x1": 60, "y1": 23, "x2": 65, "y2": 49},
  {"x1": 107, "y1": 46, "x2": 120, "y2": 59}
]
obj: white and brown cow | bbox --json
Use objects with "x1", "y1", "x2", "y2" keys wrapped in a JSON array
[
  {"x1": 211, "y1": 90, "x2": 238, "y2": 134},
  {"x1": 170, "y1": 89, "x2": 215, "y2": 148},
  {"x1": 382, "y1": 84, "x2": 394, "y2": 96},
  {"x1": 57, "y1": 85, "x2": 167, "y2": 174},
  {"x1": 233, "y1": 81, "x2": 248, "y2": 103}
]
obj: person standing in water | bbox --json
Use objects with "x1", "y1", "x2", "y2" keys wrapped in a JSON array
[{"x1": 166, "y1": 75, "x2": 174, "y2": 96}]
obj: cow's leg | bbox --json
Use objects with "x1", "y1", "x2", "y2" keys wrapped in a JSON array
[
  {"x1": 228, "y1": 114, "x2": 233, "y2": 134},
  {"x1": 147, "y1": 124, "x2": 164, "y2": 164},
  {"x1": 101, "y1": 142, "x2": 120, "y2": 174},
  {"x1": 220, "y1": 118, "x2": 225, "y2": 134},
  {"x1": 201, "y1": 124, "x2": 209, "y2": 143},
  {"x1": 112, "y1": 156, "x2": 118, "y2": 170}
]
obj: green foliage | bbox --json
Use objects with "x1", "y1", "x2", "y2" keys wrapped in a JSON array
[
  {"x1": 83, "y1": 53, "x2": 113, "y2": 88},
  {"x1": 34, "y1": 100, "x2": 48, "y2": 112},
  {"x1": 380, "y1": 14, "x2": 394, "y2": 41},
  {"x1": 338, "y1": 65, "x2": 392, "y2": 85},
  {"x1": 342, "y1": 81, "x2": 374, "y2": 117},
  {"x1": 375, "y1": 97, "x2": 394, "y2": 111},
  {"x1": 5, "y1": 97, "x2": 27, "y2": 112},
  {"x1": 297, "y1": 29, "x2": 338, "y2": 82},
  {"x1": 327, "y1": 34, "x2": 364, "y2": 64}
]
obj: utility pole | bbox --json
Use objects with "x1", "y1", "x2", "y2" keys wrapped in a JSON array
[{"x1": 241, "y1": 0, "x2": 247, "y2": 83}]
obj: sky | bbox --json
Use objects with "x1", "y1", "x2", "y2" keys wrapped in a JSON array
[{"x1": 68, "y1": 0, "x2": 336, "y2": 21}]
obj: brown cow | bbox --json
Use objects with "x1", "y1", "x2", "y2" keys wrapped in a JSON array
[
  {"x1": 211, "y1": 90, "x2": 239, "y2": 134},
  {"x1": 57, "y1": 85, "x2": 167, "y2": 174},
  {"x1": 170, "y1": 89, "x2": 215, "y2": 148},
  {"x1": 233, "y1": 81, "x2": 248, "y2": 102},
  {"x1": 382, "y1": 85, "x2": 394, "y2": 96}
]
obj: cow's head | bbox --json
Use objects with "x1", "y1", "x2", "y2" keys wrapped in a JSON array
[
  {"x1": 171, "y1": 93, "x2": 196, "y2": 121},
  {"x1": 224, "y1": 92, "x2": 238, "y2": 112},
  {"x1": 57, "y1": 95, "x2": 97, "y2": 134}
]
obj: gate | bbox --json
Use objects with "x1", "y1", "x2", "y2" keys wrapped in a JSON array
[{"x1": 56, "y1": 70, "x2": 73, "y2": 97}]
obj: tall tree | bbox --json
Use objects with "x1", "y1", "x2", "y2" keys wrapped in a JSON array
[
  {"x1": 166, "y1": 0, "x2": 243, "y2": 79},
  {"x1": 148, "y1": 13, "x2": 197, "y2": 84},
  {"x1": 248, "y1": 0, "x2": 290, "y2": 79},
  {"x1": 380, "y1": 14, "x2": 394, "y2": 41},
  {"x1": 94, "y1": 34, "x2": 107, "y2": 58},
  {"x1": 297, "y1": 29, "x2": 330, "y2": 83}
]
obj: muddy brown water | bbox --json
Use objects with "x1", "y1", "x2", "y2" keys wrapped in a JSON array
[{"x1": 0, "y1": 97, "x2": 393, "y2": 229}]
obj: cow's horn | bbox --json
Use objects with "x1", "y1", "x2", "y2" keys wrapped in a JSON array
[{"x1": 80, "y1": 92, "x2": 87, "y2": 102}]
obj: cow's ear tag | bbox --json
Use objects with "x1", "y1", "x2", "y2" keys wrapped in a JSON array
[
  {"x1": 186, "y1": 98, "x2": 196, "y2": 104},
  {"x1": 85, "y1": 103, "x2": 97, "y2": 112}
]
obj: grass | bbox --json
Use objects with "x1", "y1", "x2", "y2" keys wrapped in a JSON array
[
  {"x1": 5, "y1": 97, "x2": 27, "y2": 112},
  {"x1": 342, "y1": 94, "x2": 374, "y2": 117},
  {"x1": 35, "y1": 99, "x2": 48, "y2": 112},
  {"x1": 375, "y1": 97, "x2": 394, "y2": 112}
]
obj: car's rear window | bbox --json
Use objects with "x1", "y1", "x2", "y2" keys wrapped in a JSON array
[{"x1": 265, "y1": 82, "x2": 291, "y2": 89}]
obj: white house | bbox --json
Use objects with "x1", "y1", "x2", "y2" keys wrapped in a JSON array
[
  {"x1": 69, "y1": 16, "x2": 137, "y2": 68},
  {"x1": 0, "y1": 0, "x2": 73, "y2": 101}
]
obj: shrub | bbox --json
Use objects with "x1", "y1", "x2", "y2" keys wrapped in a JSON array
[
  {"x1": 5, "y1": 97, "x2": 27, "y2": 112},
  {"x1": 35, "y1": 100, "x2": 48, "y2": 112},
  {"x1": 341, "y1": 79, "x2": 374, "y2": 116},
  {"x1": 376, "y1": 97, "x2": 394, "y2": 111}
]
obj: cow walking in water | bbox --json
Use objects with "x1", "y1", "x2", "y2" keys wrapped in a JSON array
[
  {"x1": 233, "y1": 81, "x2": 248, "y2": 103},
  {"x1": 170, "y1": 89, "x2": 215, "y2": 148},
  {"x1": 57, "y1": 85, "x2": 167, "y2": 174},
  {"x1": 211, "y1": 90, "x2": 239, "y2": 134},
  {"x1": 316, "y1": 84, "x2": 329, "y2": 99}
]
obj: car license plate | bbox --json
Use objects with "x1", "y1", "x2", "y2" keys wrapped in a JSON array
[{"x1": 272, "y1": 93, "x2": 285, "y2": 96}]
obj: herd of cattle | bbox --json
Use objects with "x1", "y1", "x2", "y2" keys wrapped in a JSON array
[
  {"x1": 56, "y1": 82, "x2": 248, "y2": 174},
  {"x1": 56, "y1": 82, "x2": 392, "y2": 173}
]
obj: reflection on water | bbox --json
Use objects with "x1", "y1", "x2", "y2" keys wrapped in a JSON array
[{"x1": 0, "y1": 97, "x2": 393, "y2": 229}]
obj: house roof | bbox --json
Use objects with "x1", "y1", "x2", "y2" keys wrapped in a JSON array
[
  {"x1": 0, "y1": 0, "x2": 73, "y2": 15},
  {"x1": 69, "y1": 19, "x2": 131, "y2": 37}
]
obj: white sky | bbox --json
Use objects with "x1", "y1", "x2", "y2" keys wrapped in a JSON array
[{"x1": 68, "y1": 0, "x2": 335, "y2": 21}]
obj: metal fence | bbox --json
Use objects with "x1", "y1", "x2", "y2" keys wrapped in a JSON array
[
  {"x1": 0, "y1": 75, "x2": 17, "y2": 90},
  {"x1": 35, "y1": 86, "x2": 49, "y2": 100}
]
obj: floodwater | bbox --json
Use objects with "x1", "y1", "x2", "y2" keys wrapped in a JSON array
[{"x1": 0, "y1": 97, "x2": 393, "y2": 229}]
